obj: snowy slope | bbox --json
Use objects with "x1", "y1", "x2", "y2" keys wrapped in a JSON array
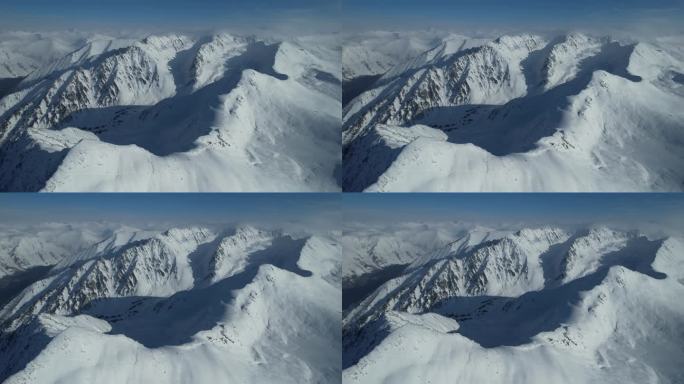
[
  {"x1": 343, "y1": 33, "x2": 684, "y2": 191},
  {"x1": 343, "y1": 226, "x2": 684, "y2": 384},
  {"x1": 0, "y1": 225, "x2": 341, "y2": 383},
  {"x1": 0, "y1": 33, "x2": 341, "y2": 192}
]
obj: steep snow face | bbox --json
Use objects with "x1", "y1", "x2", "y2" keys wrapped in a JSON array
[
  {"x1": 0, "y1": 33, "x2": 341, "y2": 192},
  {"x1": 344, "y1": 227, "x2": 570, "y2": 326},
  {"x1": 343, "y1": 226, "x2": 684, "y2": 384},
  {"x1": 189, "y1": 34, "x2": 250, "y2": 91},
  {"x1": 341, "y1": 222, "x2": 511, "y2": 312},
  {"x1": 0, "y1": 226, "x2": 341, "y2": 384},
  {"x1": 343, "y1": 33, "x2": 684, "y2": 192},
  {"x1": 50, "y1": 226, "x2": 159, "y2": 272},
  {"x1": 343, "y1": 34, "x2": 545, "y2": 144},
  {"x1": 0, "y1": 227, "x2": 216, "y2": 332},
  {"x1": 203, "y1": 226, "x2": 274, "y2": 285}
]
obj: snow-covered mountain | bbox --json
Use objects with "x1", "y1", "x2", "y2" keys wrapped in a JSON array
[
  {"x1": 341, "y1": 222, "x2": 509, "y2": 310},
  {"x1": 0, "y1": 32, "x2": 341, "y2": 191},
  {"x1": 343, "y1": 32, "x2": 684, "y2": 191},
  {"x1": 0, "y1": 31, "x2": 132, "y2": 102},
  {"x1": 343, "y1": 225, "x2": 684, "y2": 384},
  {"x1": 341, "y1": 31, "x2": 488, "y2": 106},
  {"x1": 0, "y1": 225, "x2": 341, "y2": 383}
]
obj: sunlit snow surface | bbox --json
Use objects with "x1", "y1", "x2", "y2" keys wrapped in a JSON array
[
  {"x1": 0, "y1": 224, "x2": 341, "y2": 383},
  {"x1": 343, "y1": 32, "x2": 684, "y2": 192},
  {"x1": 343, "y1": 225, "x2": 684, "y2": 384},
  {"x1": 0, "y1": 32, "x2": 341, "y2": 191}
]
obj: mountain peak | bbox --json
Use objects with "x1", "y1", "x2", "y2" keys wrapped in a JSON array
[
  {"x1": 234, "y1": 224, "x2": 272, "y2": 238},
  {"x1": 491, "y1": 33, "x2": 545, "y2": 51},
  {"x1": 513, "y1": 226, "x2": 567, "y2": 242},
  {"x1": 138, "y1": 34, "x2": 193, "y2": 52},
  {"x1": 163, "y1": 226, "x2": 210, "y2": 236},
  {"x1": 161, "y1": 227, "x2": 214, "y2": 244}
]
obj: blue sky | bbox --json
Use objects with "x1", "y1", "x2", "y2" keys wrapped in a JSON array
[
  {"x1": 343, "y1": 0, "x2": 684, "y2": 33},
  {"x1": 0, "y1": 193, "x2": 340, "y2": 228},
  {"x1": 1, "y1": 193, "x2": 682, "y2": 234},
  {"x1": 0, "y1": 0, "x2": 340, "y2": 31},
  {"x1": 343, "y1": 193, "x2": 684, "y2": 231},
  {"x1": 0, "y1": 0, "x2": 680, "y2": 33}
]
